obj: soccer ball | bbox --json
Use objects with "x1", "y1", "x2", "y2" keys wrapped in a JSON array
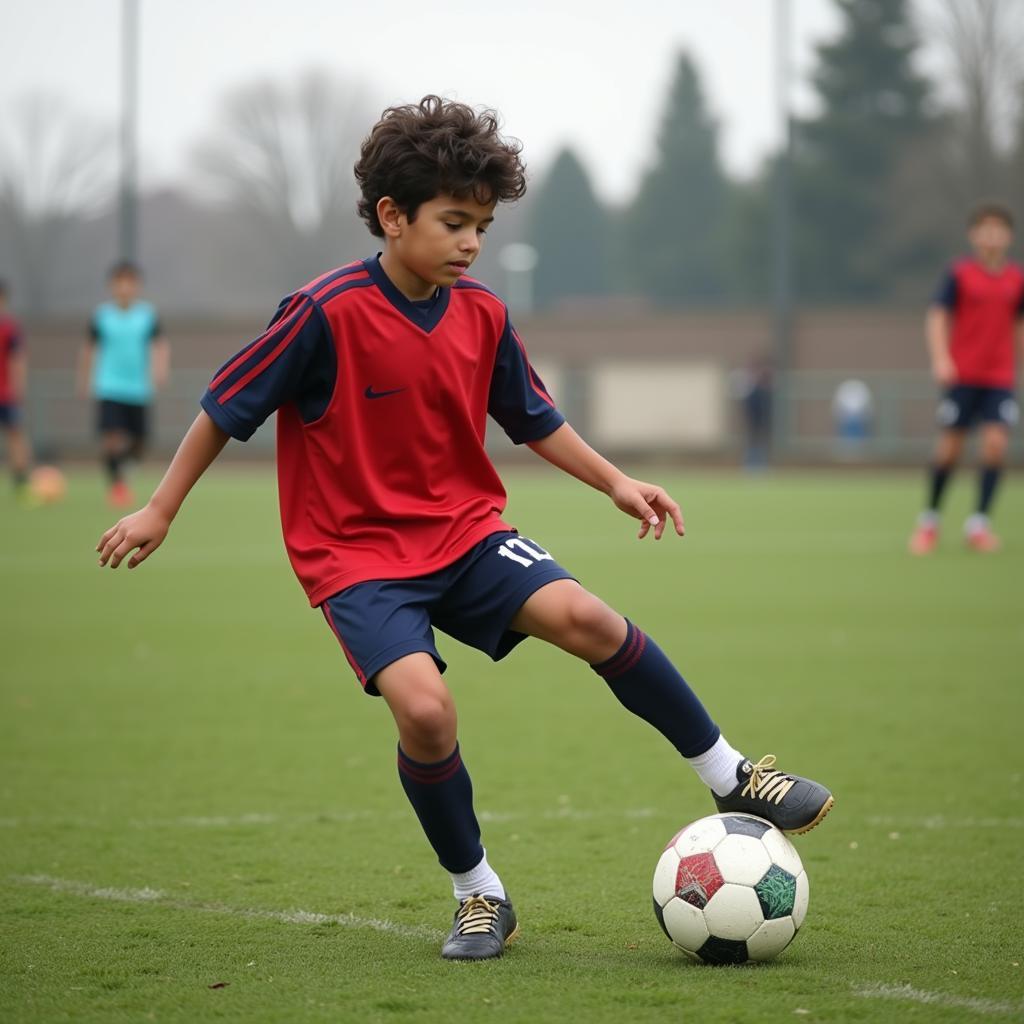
[
  {"x1": 652, "y1": 813, "x2": 808, "y2": 964},
  {"x1": 29, "y1": 465, "x2": 67, "y2": 504}
]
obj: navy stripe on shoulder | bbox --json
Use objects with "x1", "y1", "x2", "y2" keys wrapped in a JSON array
[
  {"x1": 306, "y1": 261, "x2": 368, "y2": 296},
  {"x1": 316, "y1": 276, "x2": 375, "y2": 309}
]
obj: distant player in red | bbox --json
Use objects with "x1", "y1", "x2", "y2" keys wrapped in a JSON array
[
  {"x1": 910, "y1": 204, "x2": 1024, "y2": 554},
  {"x1": 0, "y1": 280, "x2": 32, "y2": 497},
  {"x1": 96, "y1": 97, "x2": 832, "y2": 961}
]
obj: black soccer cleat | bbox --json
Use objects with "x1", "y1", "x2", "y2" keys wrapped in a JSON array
[
  {"x1": 441, "y1": 894, "x2": 519, "y2": 961},
  {"x1": 713, "y1": 754, "x2": 834, "y2": 835}
]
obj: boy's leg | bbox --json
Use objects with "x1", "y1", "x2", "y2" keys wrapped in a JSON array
[
  {"x1": 511, "y1": 580, "x2": 833, "y2": 834},
  {"x1": 374, "y1": 654, "x2": 516, "y2": 960},
  {"x1": 9, "y1": 427, "x2": 29, "y2": 488},
  {"x1": 910, "y1": 425, "x2": 966, "y2": 554},
  {"x1": 5, "y1": 420, "x2": 30, "y2": 492},
  {"x1": 965, "y1": 420, "x2": 1010, "y2": 551}
]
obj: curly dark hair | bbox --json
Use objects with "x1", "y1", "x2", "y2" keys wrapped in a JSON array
[
  {"x1": 354, "y1": 95, "x2": 527, "y2": 237},
  {"x1": 968, "y1": 202, "x2": 1014, "y2": 230}
]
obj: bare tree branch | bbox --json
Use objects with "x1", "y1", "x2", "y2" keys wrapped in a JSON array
[
  {"x1": 0, "y1": 93, "x2": 115, "y2": 312},
  {"x1": 920, "y1": 0, "x2": 1024, "y2": 196},
  {"x1": 190, "y1": 71, "x2": 373, "y2": 284}
]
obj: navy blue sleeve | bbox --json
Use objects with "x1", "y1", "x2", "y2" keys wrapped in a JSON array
[
  {"x1": 488, "y1": 315, "x2": 564, "y2": 444},
  {"x1": 933, "y1": 268, "x2": 957, "y2": 310},
  {"x1": 201, "y1": 293, "x2": 335, "y2": 441},
  {"x1": 1017, "y1": 281, "x2": 1024, "y2": 318}
]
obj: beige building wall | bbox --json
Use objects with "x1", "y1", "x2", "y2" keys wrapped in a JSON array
[{"x1": 589, "y1": 362, "x2": 727, "y2": 449}]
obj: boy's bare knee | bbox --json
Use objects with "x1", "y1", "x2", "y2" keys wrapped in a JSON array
[
  {"x1": 564, "y1": 593, "x2": 625, "y2": 655},
  {"x1": 397, "y1": 693, "x2": 456, "y2": 755}
]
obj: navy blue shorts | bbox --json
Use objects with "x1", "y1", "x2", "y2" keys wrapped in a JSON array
[
  {"x1": 938, "y1": 386, "x2": 1018, "y2": 430},
  {"x1": 0, "y1": 403, "x2": 20, "y2": 428},
  {"x1": 97, "y1": 399, "x2": 149, "y2": 439},
  {"x1": 321, "y1": 531, "x2": 575, "y2": 694}
]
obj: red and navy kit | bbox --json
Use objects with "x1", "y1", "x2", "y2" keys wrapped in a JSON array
[
  {"x1": 934, "y1": 259, "x2": 1024, "y2": 388},
  {"x1": 0, "y1": 313, "x2": 23, "y2": 426},
  {"x1": 202, "y1": 256, "x2": 565, "y2": 607}
]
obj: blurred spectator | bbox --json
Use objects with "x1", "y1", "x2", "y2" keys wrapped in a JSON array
[
  {"x1": 730, "y1": 355, "x2": 773, "y2": 470},
  {"x1": 832, "y1": 378, "x2": 873, "y2": 456}
]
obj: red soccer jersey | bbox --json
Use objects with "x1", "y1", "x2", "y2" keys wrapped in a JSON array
[
  {"x1": 934, "y1": 259, "x2": 1024, "y2": 388},
  {"x1": 202, "y1": 257, "x2": 564, "y2": 606},
  {"x1": 0, "y1": 314, "x2": 22, "y2": 405}
]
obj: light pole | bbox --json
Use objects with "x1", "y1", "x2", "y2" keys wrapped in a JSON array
[
  {"x1": 499, "y1": 243, "x2": 539, "y2": 317},
  {"x1": 772, "y1": 0, "x2": 794, "y2": 457},
  {"x1": 119, "y1": 0, "x2": 139, "y2": 263}
]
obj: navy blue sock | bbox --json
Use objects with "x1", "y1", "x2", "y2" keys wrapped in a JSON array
[
  {"x1": 592, "y1": 621, "x2": 720, "y2": 758},
  {"x1": 397, "y1": 743, "x2": 483, "y2": 874},
  {"x1": 927, "y1": 464, "x2": 952, "y2": 511},
  {"x1": 978, "y1": 465, "x2": 1001, "y2": 516},
  {"x1": 105, "y1": 453, "x2": 123, "y2": 485}
]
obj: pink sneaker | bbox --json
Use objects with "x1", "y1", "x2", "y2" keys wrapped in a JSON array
[
  {"x1": 108, "y1": 481, "x2": 134, "y2": 509},
  {"x1": 909, "y1": 522, "x2": 939, "y2": 555},
  {"x1": 966, "y1": 525, "x2": 1000, "y2": 553}
]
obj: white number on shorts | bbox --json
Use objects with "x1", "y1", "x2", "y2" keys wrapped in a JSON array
[{"x1": 496, "y1": 537, "x2": 554, "y2": 568}]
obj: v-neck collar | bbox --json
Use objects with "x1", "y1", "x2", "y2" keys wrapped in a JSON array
[
  {"x1": 364, "y1": 255, "x2": 451, "y2": 334},
  {"x1": 967, "y1": 257, "x2": 1010, "y2": 280}
]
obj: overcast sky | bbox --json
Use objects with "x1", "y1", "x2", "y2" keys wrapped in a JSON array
[{"x1": 3, "y1": 1, "x2": 850, "y2": 202}]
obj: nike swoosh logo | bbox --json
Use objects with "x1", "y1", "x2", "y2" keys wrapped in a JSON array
[{"x1": 364, "y1": 385, "x2": 406, "y2": 400}]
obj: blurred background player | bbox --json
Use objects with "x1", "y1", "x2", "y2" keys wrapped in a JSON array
[
  {"x1": 0, "y1": 279, "x2": 32, "y2": 498},
  {"x1": 78, "y1": 262, "x2": 168, "y2": 507},
  {"x1": 909, "y1": 204, "x2": 1024, "y2": 555}
]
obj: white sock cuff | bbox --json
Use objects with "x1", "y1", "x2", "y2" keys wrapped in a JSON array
[
  {"x1": 686, "y1": 734, "x2": 745, "y2": 798},
  {"x1": 450, "y1": 849, "x2": 506, "y2": 902}
]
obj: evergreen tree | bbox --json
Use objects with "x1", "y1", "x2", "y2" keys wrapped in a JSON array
[
  {"x1": 1007, "y1": 84, "x2": 1024, "y2": 229},
  {"x1": 793, "y1": 0, "x2": 935, "y2": 300},
  {"x1": 621, "y1": 52, "x2": 731, "y2": 305},
  {"x1": 528, "y1": 148, "x2": 609, "y2": 309}
]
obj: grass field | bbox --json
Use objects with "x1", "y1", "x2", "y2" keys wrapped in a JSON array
[{"x1": 1, "y1": 466, "x2": 1022, "y2": 1023}]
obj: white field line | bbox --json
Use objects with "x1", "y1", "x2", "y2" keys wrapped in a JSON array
[
  {"x1": 864, "y1": 816, "x2": 1024, "y2": 830},
  {"x1": 5, "y1": 810, "x2": 1024, "y2": 832},
  {"x1": 854, "y1": 983, "x2": 1024, "y2": 1017},
  {"x1": 12, "y1": 874, "x2": 443, "y2": 942},
  {"x1": 0, "y1": 807, "x2": 661, "y2": 829}
]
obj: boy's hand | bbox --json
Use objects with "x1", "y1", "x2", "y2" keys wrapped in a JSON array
[
  {"x1": 932, "y1": 353, "x2": 957, "y2": 386},
  {"x1": 97, "y1": 504, "x2": 170, "y2": 569},
  {"x1": 609, "y1": 476, "x2": 685, "y2": 540}
]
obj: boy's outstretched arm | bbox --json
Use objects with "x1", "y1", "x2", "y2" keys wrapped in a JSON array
[
  {"x1": 97, "y1": 410, "x2": 230, "y2": 569},
  {"x1": 527, "y1": 422, "x2": 684, "y2": 540}
]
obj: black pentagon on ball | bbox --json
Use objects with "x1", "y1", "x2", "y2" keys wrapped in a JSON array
[
  {"x1": 652, "y1": 896, "x2": 672, "y2": 941},
  {"x1": 754, "y1": 863, "x2": 797, "y2": 919},
  {"x1": 697, "y1": 935, "x2": 749, "y2": 965},
  {"x1": 721, "y1": 814, "x2": 772, "y2": 839}
]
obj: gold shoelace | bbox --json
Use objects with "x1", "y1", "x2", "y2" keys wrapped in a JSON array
[
  {"x1": 741, "y1": 754, "x2": 796, "y2": 806},
  {"x1": 454, "y1": 895, "x2": 501, "y2": 936}
]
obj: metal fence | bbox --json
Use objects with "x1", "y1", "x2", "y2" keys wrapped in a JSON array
[{"x1": 17, "y1": 367, "x2": 1022, "y2": 465}]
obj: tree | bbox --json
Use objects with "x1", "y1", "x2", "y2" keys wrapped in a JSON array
[
  {"x1": 621, "y1": 52, "x2": 732, "y2": 306},
  {"x1": 1009, "y1": 81, "x2": 1024, "y2": 225},
  {"x1": 191, "y1": 71, "x2": 373, "y2": 290},
  {"x1": 793, "y1": 0, "x2": 935, "y2": 300},
  {"x1": 922, "y1": 0, "x2": 1024, "y2": 201},
  {"x1": 0, "y1": 93, "x2": 114, "y2": 313},
  {"x1": 527, "y1": 148, "x2": 609, "y2": 309}
]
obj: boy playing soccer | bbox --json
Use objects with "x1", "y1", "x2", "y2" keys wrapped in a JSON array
[
  {"x1": 909, "y1": 203, "x2": 1024, "y2": 554},
  {"x1": 97, "y1": 97, "x2": 832, "y2": 961},
  {"x1": 0, "y1": 280, "x2": 31, "y2": 497},
  {"x1": 78, "y1": 262, "x2": 169, "y2": 508}
]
